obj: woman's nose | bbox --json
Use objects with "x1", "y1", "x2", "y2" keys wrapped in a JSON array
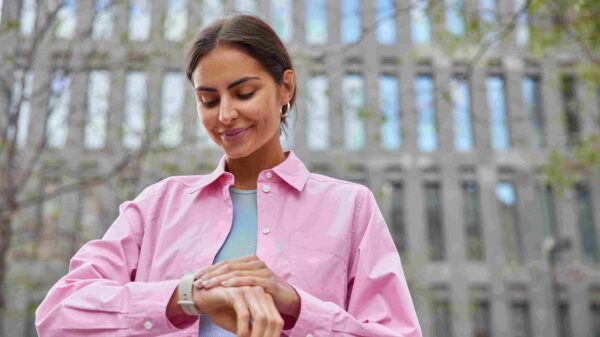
[{"x1": 219, "y1": 99, "x2": 238, "y2": 124}]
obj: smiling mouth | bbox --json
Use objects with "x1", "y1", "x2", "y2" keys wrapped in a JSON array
[{"x1": 220, "y1": 126, "x2": 252, "y2": 136}]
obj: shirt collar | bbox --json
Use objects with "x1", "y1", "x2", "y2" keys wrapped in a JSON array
[{"x1": 189, "y1": 150, "x2": 309, "y2": 193}]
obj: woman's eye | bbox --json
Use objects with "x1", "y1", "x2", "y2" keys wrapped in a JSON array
[
  {"x1": 203, "y1": 100, "x2": 219, "y2": 108},
  {"x1": 238, "y1": 92, "x2": 254, "y2": 100}
]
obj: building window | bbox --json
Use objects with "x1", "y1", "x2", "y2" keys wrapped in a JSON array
[
  {"x1": 496, "y1": 182, "x2": 523, "y2": 263},
  {"x1": 92, "y1": 0, "x2": 114, "y2": 39},
  {"x1": 539, "y1": 184, "x2": 558, "y2": 238},
  {"x1": 85, "y1": 71, "x2": 110, "y2": 150},
  {"x1": 562, "y1": 75, "x2": 580, "y2": 145},
  {"x1": 451, "y1": 77, "x2": 474, "y2": 151},
  {"x1": 391, "y1": 182, "x2": 406, "y2": 253},
  {"x1": 235, "y1": 0, "x2": 257, "y2": 14},
  {"x1": 471, "y1": 297, "x2": 492, "y2": 337},
  {"x1": 376, "y1": 0, "x2": 396, "y2": 44},
  {"x1": 306, "y1": 75, "x2": 330, "y2": 150},
  {"x1": 523, "y1": 75, "x2": 545, "y2": 148},
  {"x1": 558, "y1": 300, "x2": 571, "y2": 337},
  {"x1": 47, "y1": 70, "x2": 71, "y2": 149},
  {"x1": 202, "y1": 0, "x2": 223, "y2": 27},
  {"x1": 10, "y1": 70, "x2": 34, "y2": 148},
  {"x1": 123, "y1": 72, "x2": 147, "y2": 149},
  {"x1": 128, "y1": 0, "x2": 151, "y2": 41},
  {"x1": 479, "y1": 0, "x2": 498, "y2": 42},
  {"x1": 380, "y1": 74, "x2": 401, "y2": 150},
  {"x1": 576, "y1": 183, "x2": 598, "y2": 262},
  {"x1": 511, "y1": 300, "x2": 533, "y2": 337},
  {"x1": 306, "y1": 0, "x2": 327, "y2": 44},
  {"x1": 164, "y1": 0, "x2": 187, "y2": 41},
  {"x1": 590, "y1": 289, "x2": 600, "y2": 337},
  {"x1": 20, "y1": 0, "x2": 37, "y2": 36},
  {"x1": 415, "y1": 75, "x2": 437, "y2": 152},
  {"x1": 425, "y1": 182, "x2": 445, "y2": 261},
  {"x1": 55, "y1": 0, "x2": 76, "y2": 38},
  {"x1": 341, "y1": 0, "x2": 361, "y2": 44},
  {"x1": 487, "y1": 75, "x2": 510, "y2": 150},
  {"x1": 411, "y1": 0, "x2": 431, "y2": 43},
  {"x1": 446, "y1": 0, "x2": 465, "y2": 36},
  {"x1": 160, "y1": 72, "x2": 184, "y2": 148},
  {"x1": 514, "y1": 0, "x2": 529, "y2": 44},
  {"x1": 271, "y1": 0, "x2": 292, "y2": 42},
  {"x1": 463, "y1": 181, "x2": 484, "y2": 260},
  {"x1": 431, "y1": 286, "x2": 453, "y2": 336},
  {"x1": 342, "y1": 74, "x2": 365, "y2": 150}
]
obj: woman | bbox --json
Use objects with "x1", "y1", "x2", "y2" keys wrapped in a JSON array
[{"x1": 36, "y1": 14, "x2": 422, "y2": 337}]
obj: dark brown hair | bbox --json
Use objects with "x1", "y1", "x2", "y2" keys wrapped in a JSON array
[{"x1": 185, "y1": 14, "x2": 296, "y2": 132}]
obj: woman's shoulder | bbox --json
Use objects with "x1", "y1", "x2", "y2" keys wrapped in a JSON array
[
  {"x1": 134, "y1": 175, "x2": 209, "y2": 200},
  {"x1": 305, "y1": 172, "x2": 371, "y2": 197}
]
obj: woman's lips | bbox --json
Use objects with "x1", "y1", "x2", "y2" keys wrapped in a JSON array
[{"x1": 220, "y1": 126, "x2": 252, "y2": 142}]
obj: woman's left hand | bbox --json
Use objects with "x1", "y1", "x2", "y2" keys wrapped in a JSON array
[{"x1": 193, "y1": 255, "x2": 301, "y2": 319}]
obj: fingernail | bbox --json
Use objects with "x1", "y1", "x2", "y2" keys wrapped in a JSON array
[
  {"x1": 221, "y1": 280, "x2": 230, "y2": 286},
  {"x1": 193, "y1": 280, "x2": 203, "y2": 287},
  {"x1": 202, "y1": 279, "x2": 212, "y2": 286}
]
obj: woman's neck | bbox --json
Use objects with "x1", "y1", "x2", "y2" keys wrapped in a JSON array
[{"x1": 225, "y1": 140, "x2": 286, "y2": 190}]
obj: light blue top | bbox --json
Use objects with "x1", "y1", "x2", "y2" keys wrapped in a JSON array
[{"x1": 198, "y1": 187, "x2": 258, "y2": 337}]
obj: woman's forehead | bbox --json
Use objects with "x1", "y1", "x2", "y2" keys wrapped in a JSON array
[{"x1": 192, "y1": 45, "x2": 267, "y2": 87}]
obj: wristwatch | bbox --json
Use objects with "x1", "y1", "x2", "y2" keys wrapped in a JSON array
[{"x1": 178, "y1": 272, "x2": 201, "y2": 315}]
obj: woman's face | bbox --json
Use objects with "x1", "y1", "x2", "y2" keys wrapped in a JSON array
[{"x1": 191, "y1": 44, "x2": 294, "y2": 159}]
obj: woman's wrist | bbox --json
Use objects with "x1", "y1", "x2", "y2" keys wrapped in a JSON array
[{"x1": 166, "y1": 287, "x2": 198, "y2": 327}]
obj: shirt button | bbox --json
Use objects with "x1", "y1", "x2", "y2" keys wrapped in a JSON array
[
  {"x1": 266, "y1": 172, "x2": 273, "y2": 179},
  {"x1": 143, "y1": 321, "x2": 153, "y2": 330},
  {"x1": 262, "y1": 227, "x2": 271, "y2": 235},
  {"x1": 262, "y1": 185, "x2": 271, "y2": 193}
]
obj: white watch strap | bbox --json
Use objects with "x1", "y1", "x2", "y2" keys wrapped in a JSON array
[{"x1": 178, "y1": 273, "x2": 201, "y2": 316}]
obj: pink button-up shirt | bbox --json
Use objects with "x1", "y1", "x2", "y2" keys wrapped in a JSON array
[{"x1": 36, "y1": 150, "x2": 422, "y2": 337}]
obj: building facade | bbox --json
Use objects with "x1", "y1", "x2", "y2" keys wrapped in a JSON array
[{"x1": 1, "y1": 0, "x2": 599, "y2": 336}]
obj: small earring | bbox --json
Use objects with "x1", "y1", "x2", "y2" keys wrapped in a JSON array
[{"x1": 281, "y1": 102, "x2": 291, "y2": 119}]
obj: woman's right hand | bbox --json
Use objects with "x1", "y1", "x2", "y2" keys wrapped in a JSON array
[{"x1": 193, "y1": 285, "x2": 284, "y2": 337}]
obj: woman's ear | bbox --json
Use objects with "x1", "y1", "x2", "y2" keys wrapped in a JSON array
[{"x1": 279, "y1": 69, "x2": 295, "y2": 105}]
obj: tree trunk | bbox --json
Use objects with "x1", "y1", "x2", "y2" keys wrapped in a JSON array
[{"x1": 0, "y1": 216, "x2": 13, "y2": 336}]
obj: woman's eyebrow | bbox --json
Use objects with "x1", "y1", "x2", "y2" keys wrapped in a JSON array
[{"x1": 195, "y1": 76, "x2": 260, "y2": 92}]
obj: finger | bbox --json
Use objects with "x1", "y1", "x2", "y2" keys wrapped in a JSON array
[
  {"x1": 259, "y1": 292, "x2": 279, "y2": 337},
  {"x1": 220, "y1": 276, "x2": 268, "y2": 289},
  {"x1": 198, "y1": 270, "x2": 271, "y2": 289},
  {"x1": 264, "y1": 293, "x2": 284, "y2": 337},
  {"x1": 230, "y1": 293, "x2": 251, "y2": 337},
  {"x1": 243, "y1": 287, "x2": 268, "y2": 337},
  {"x1": 194, "y1": 255, "x2": 259, "y2": 279},
  {"x1": 195, "y1": 261, "x2": 266, "y2": 287}
]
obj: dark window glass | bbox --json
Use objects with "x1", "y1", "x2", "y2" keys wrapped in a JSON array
[
  {"x1": 562, "y1": 75, "x2": 580, "y2": 145},
  {"x1": 539, "y1": 185, "x2": 557, "y2": 238},
  {"x1": 496, "y1": 182, "x2": 523, "y2": 263},
  {"x1": 558, "y1": 301, "x2": 571, "y2": 337},
  {"x1": 512, "y1": 301, "x2": 533, "y2": 337},
  {"x1": 391, "y1": 182, "x2": 406, "y2": 253},
  {"x1": 576, "y1": 184, "x2": 598, "y2": 262},
  {"x1": 523, "y1": 76, "x2": 546, "y2": 148},
  {"x1": 472, "y1": 299, "x2": 492, "y2": 337},
  {"x1": 426, "y1": 183, "x2": 445, "y2": 260},
  {"x1": 464, "y1": 181, "x2": 484, "y2": 260}
]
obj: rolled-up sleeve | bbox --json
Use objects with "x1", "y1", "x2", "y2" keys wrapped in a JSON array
[
  {"x1": 35, "y1": 187, "x2": 194, "y2": 336},
  {"x1": 284, "y1": 186, "x2": 422, "y2": 337}
]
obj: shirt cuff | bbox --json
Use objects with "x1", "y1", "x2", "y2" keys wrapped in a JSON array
[
  {"x1": 283, "y1": 285, "x2": 336, "y2": 337},
  {"x1": 125, "y1": 279, "x2": 195, "y2": 336}
]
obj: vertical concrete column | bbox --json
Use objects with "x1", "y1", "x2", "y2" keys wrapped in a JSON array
[
  {"x1": 504, "y1": 57, "x2": 529, "y2": 149},
  {"x1": 541, "y1": 59, "x2": 566, "y2": 149},
  {"x1": 478, "y1": 166, "x2": 510, "y2": 336}
]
